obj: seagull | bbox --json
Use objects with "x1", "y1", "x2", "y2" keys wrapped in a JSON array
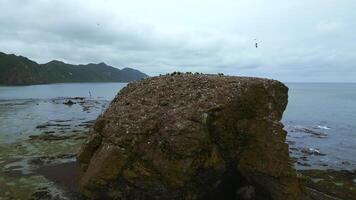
[{"x1": 254, "y1": 39, "x2": 258, "y2": 48}]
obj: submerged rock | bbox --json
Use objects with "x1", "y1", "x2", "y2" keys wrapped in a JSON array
[
  {"x1": 63, "y1": 100, "x2": 76, "y2": 106},
  {"x1": 77, "y1": 74, "x2": 302, "y2": 200}
]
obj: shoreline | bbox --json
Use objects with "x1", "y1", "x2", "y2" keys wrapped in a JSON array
[
  {"x1": 34, "y1": 161, "x2": 85, "y2": 200},
  {"x1": 0, "y1": 94, "x2": 355, "y2": 199},
  {"x1": 31, "y1": 160, "x2": 356, "y2": 200}
]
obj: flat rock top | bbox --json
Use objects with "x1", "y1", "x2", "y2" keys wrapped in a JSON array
[{"x1": 97, "y1": 74, "x2": 288, "y2": 146}]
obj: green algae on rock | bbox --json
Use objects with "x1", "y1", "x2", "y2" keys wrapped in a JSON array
[
  {"x1": 299, "y1": 170, "x2": 356, "y2": 200},
  {"x1": 0, "y1": 131, "x2": 87, "y2": 200},
  {"x1": 77, "y1": 73, "x2": 302, "y2": 200}
]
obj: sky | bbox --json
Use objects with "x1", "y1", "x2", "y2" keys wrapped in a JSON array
[{"x1": 0, "y1": 0, "x2": 355, "y2": 82}]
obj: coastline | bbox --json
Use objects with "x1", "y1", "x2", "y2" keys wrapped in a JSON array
[{"x1": 0, "y1": 82, "x2": 356, "y2": 199}]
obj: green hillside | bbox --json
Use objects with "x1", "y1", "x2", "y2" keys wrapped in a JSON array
[{"x1": 0, "y1": 52, "x2": 148, "y2": 85}]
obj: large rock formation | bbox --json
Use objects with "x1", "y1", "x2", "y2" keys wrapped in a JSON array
[{"x1": 77, "y1": 73, "x2": 302, "y2": 200}]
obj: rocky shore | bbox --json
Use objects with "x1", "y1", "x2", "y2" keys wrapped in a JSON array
[
  {"x1": 0, "y1": 74, "x2": 355, "y2": 200},
  {"x1": 0, "y1": 97, "x2": 108, "y2": 200}
]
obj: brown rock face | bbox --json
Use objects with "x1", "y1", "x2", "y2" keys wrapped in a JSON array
[{"x1": 77, "y1": 74, "x2": 302, "y2": 200}]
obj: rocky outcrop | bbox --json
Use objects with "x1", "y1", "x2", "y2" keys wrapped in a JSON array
[{"x1": 77, "y1": 73, "x2": 302, "y2": 200}]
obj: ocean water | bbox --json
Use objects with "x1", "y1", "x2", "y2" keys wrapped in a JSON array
[
  {"x1": 0, "y1": 82, "x2": 355, "y2": 170},
  {"x1": 0, "y1": 82, "x2": 126, "y2": 100},
  {"x1": 283, "y1": 83, "x2": 356, "y2": 170}
]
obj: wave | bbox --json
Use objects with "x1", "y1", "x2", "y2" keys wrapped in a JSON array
[{"x1": 315, "y1": 125, "x2": 331, "y2": 130}]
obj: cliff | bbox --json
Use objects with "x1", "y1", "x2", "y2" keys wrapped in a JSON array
[
  {"x1": 77, "y1": 73, "x2": 302, "y2": 200},
  {"x1": 0, "y1": 52, "x2": 148, "y2": 85}
]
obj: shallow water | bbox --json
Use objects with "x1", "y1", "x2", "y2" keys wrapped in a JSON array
[
  {"x1": 0, "y1": 83, "x2": 127, "y2": 199},
  {"x1": 0, "y1": 82, "x2": 125, "y2": 100},
  {"x1": 0, "y1": 83, "x2": 127, "y2": 144}
]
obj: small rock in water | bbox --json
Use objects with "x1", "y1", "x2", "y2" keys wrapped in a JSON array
[
  {"x1": 297, "y1": 162, "x2": 312, "y2": 167},
  {"x1": 63, "y1": 100, "x2": 75, "y2": 106},
  {"x1": 318, "y1": 163, "x2": 328, "y2": 167},
  {"x1": 341, "y1": 161, "x2": 351, "y2": 166},
  {"x1": 73, "y1": 97, "x2": 85, "y2": 100},
  {"x1": 36, "y1": 124, "x2": 48, "y2": 129},
  {"x1": 289, "y1": 126, "x2": 328, "y2": 138},
  {"x1": 301, "y1": 148, "x2": 326, "y2": 156}
]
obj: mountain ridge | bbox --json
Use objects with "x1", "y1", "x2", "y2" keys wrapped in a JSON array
[{"x1": 0, "y1": 52, "x2": 148, "y2": 85}]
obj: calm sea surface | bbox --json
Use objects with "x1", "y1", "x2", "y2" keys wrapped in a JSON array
[
  {"x1": 283, "y1": 83, "x2": 356, "y2": 170},
  {"x1": 0, "y1": 82, "x2": 355, "y2": 170},
  {"x1": 0, "y1": 82, "x2": 125, "y2": 100}
]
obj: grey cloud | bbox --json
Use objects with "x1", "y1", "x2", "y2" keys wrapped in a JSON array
[{"x1": 0, "y1": 0, "x2": 356, "y2": 82}]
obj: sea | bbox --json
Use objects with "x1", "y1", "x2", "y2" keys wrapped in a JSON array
[
  {"x1": 283, "y1": 83, "x2": 356, "y2": 170},
  {"x1": 0, "y1": 82, "x2": 355, "y2": 170}
]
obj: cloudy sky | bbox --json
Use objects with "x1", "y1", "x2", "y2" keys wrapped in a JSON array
[{"x1": 0, "y1": 0, "x2": 355, "y2": 82}]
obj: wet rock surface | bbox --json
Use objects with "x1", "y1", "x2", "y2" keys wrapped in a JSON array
[
  {"x1": 0, "y1": 97, "x2": 109, "y2": 200},
  {"x1": 33, "y1": 162, "x2": 86, "y2": 200},
  {"x1": 78, "y1": 74, "x2": 302, "y2": 200},
  {"x1": 299, "y1": 170, "x2": 356, "y2": 200}
]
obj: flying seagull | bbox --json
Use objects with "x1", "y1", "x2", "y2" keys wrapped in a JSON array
[{"x1": 254, "y1": 39, "x2": 258, "y2": 48}]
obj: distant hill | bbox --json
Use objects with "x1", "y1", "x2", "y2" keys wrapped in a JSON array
[{"x1": 0, "y1": 52, "x2": 148, "y2": 85}]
